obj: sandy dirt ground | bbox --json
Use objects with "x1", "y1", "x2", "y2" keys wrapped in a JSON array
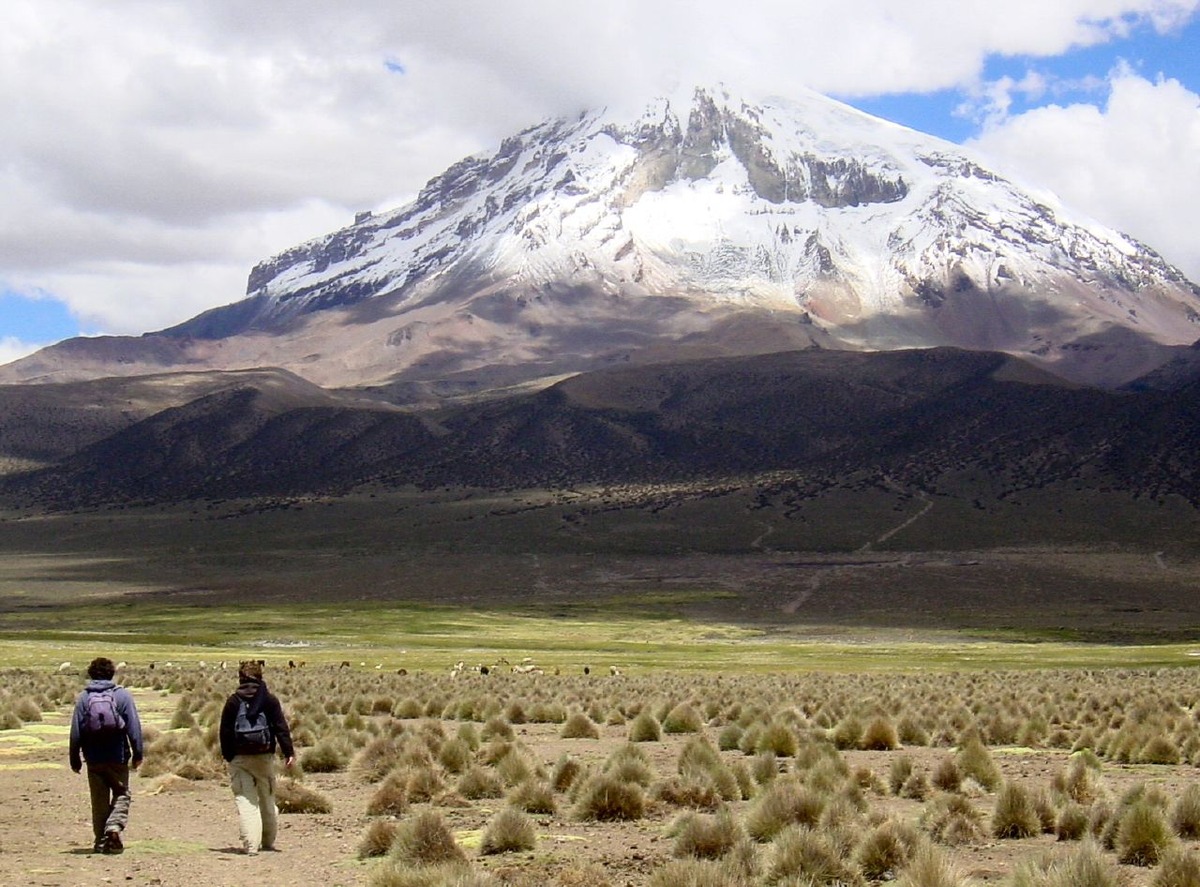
[{"x1": 1, "y1": 685, "x2": 1193, "y2": 886}]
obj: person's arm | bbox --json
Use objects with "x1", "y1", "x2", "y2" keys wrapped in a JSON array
[
  {"x1": 268, "y1": 695, "x2": 295, "y2": 765},
  {"x1": 68, "y1": 694, "x2": 83, "y2": 773},
  {"x1": 118, "y1": 689, "x2": 143, "y2": 766},
  {"x1": 218, "y1": 696, "x2": 237, "y2": 761}
]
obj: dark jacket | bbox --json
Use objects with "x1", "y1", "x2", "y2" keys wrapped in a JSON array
[
  {"x1": 68, "y1": 679, "x2": 143, "y2": 771},
  {"x1": 219, "y1": 678, "x2": 294, "y2": 762}
]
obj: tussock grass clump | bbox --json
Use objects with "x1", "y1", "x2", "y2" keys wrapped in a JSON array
[
  {"x1": 276, "y1": 778, "x2": 333, "y2": 814},
  {"x1": 992, "y1": 781, "x2": 1041, "y2": 839},
  {"x1": 479, "y1": 806, "x2": 536, "y2": 855},
  {"x1": 861, "y1": 715, "x2": 900, "y2": 750},
  {"x1": 0, "y1": 709, "x2": 21, "y2": 731},
  {"x1": 561, "y1": 711, "x2": 600, "y2": 739},
  {"x1": 436, "y1": 737, "x2": 472, "y2": 774},
  {"x1": 507, "y1": 779, "x2": 556, "y2": 814},
  {"x1": 751, "y1": 752, "x2": 780, "y2": 786},
  {"x1": 572, "y1": 774, "x2": 646, "y2": 821},
  {"x1": 300, "y1": 737, "x2": 350, "y2": 773},
  {"x1": 603, "y1": 743, "x2": 655, "y2": 787},
  {"x1": 670, "y1": 808, "x2": 744, "y2": 860},
  {"x1": 366, "y1": 773, "x2": 409, "y2": 816},
  {"x1": 628, "y1": 711, "x2": 662, "y2": 742},
  {"x1": 392, "y1": 697, "x2": 424, "y2": 720},
  {"x1": 1056, "y1": 802, "x2": 1090, "y2": 841},
  {"x1": 390, "y1": 809, "x2": 467, "y2": 866},
  {"x1": 889, "y1": 755, "x2": 915, "y2": 795},
  {"x1": 718, "y1": 725, "x2": 743, "y2": 751},
  {"x1": 552, "y1": 754, "x2": 584, "y2": 792},
  {"x1": 931, "y1": 757, "x2": 962, "y2": 793},
  {"x1": 352, "y1": 736, "x2": 403, "y2": 783},
  {"x1": 457, "y1": 765, "x2": 504, "y2": 800},
  {"x1": 921, "y1": 792, "x2": 987, "y2": 846},
  {"x1": 756, "y1": 721, "x2": 799, "y2": 757},
  {"x1": 765, "y1": 824, "x2": 864, "y2": 886},
  {"x1": 955, "y1": 735, "x2": 1001, "y2": 791},
  {"x1": 898, "y1": 715, "x2": 930, "y2": 747},
  {"x1": 404, "y1": 764, "x2": 446, "y2": 803},
  {"x1": 652, "y1": 776, "x2": 721, "y2": 810},
  {"x1": 745, "y1": 778, "x2": 825, "y2": 842},
  {"x1": 894, "y1": 843, "x2": 968, "y2": 887},
  {"x1": 480, "y1": 715, "x2": 514, "y2": 741},
  {"x1": 648, "y1": 858, "x2": 753, "y2": 887},
  {"x1": 1172, "y1": 783, "x2": 1200, "y2": 839},
  {"x1": 12, "y1": 696, "x2": 42, "y2": 723},
  {"x1": 662, "y1": 702, "x2": 703, "y2": 734},
  {"x1": 1152, "y1": 845, "x2": 1200, "y2": 887},
  {"x1": 857, "y1": 818, "x2": 923, "y2": 881},
  {"x1": 1009, "y1": 840, "x2": 1119, "y2": 887},
  {"x1": 1117, "y1": 799, "x2": 1175, "y2": 866},
  {"x1": 1052, "y1": 751, "x2": 1103, "y2": 804},
  {"x1": 358, "y1": 819, "x2": 399, "y2": 859}
]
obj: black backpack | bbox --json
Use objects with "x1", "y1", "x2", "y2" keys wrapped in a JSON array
[
  {"x1": 233, "y1": 698, "x2": 272, "y2": 753},
  {"x1": 82, "y1": 688, "x2": 126, "y2": 736}
]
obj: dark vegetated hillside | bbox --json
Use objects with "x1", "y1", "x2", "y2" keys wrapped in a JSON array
[{"x1": 1, "y1": 347, "x2": 1198, "y2": 511}]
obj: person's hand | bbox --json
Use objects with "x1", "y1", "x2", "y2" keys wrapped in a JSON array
[
  {"x1": 131, "y1": 757, "x2": 143, "y2": 770},
  {"x1": 71, "y1": 765, "x2": 81, "y2": 774},
  {"x1": 284, "y1": 756, "x2": 295, "y2": 769}
]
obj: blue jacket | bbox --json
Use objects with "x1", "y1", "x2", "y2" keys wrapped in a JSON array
[{"x1": 68, "y1": 680, "x2": 143, "y2": 771}]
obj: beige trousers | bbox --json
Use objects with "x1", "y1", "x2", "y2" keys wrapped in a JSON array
[{"x1": 228, "y1": 753, "x2": 278, "y2": 853}]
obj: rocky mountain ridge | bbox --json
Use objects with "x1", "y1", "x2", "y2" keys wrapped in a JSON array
[{"x1": 2, "y1": 84, "x2": 1198, "y2": 392}]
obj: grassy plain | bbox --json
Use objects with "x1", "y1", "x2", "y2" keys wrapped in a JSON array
[{"x1": 0, "y1": 484, "x2": 1199, "y2": 671}]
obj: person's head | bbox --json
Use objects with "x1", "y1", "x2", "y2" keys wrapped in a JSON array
[
  {"x1": 238, "y1": 660, "x2": 264, "y2": 682},
  {"x1": 87, "y1": 657, "x2": 116, "y2": 681}
]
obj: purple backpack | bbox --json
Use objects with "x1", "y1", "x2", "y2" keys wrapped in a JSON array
[{"x1": 82, "y1": 688, "x2": 126, "y2": 735}]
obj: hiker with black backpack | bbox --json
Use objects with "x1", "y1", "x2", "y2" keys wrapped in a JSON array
[
  {"x1": 218, "y1": 660, "x2": 294, "y2": 855},
  {"x1": 68, "y1": 656, "x2": 143, "y2": 854}
]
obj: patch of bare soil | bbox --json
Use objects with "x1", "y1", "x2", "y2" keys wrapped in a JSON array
[{"x1": 2, "y1": 684, "x2": 1195, "y2": 886}]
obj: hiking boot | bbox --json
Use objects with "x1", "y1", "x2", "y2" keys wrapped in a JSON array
[
  {"x1": 92, "y1": 838, "x2": 106, "y2": 854},
  {"x1": 103, "y1": 830, "x2": 123, "y2": 854}
]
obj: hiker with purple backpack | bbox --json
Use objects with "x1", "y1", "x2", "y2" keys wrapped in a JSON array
[{"x1": 68, "y1": 657, "x2": 143, "y2": 854}]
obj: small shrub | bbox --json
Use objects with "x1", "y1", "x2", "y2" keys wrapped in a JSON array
[
  {"x1": 648, "y1": 858, "x2": 752, "y2": 887},
  {"x1": 766, "y1": 825, "x2": 863, "y2": 886},
  {"x1": 652, "y1": 776, "x2": 721, "y2": 810},
  {"x1": 745, "y1": 778, "x2": 825, "y2": 842},
  {"x1": 895, "y1": 843, "x2": 966, "y2": 887},
  {"x1": 889, "y1": 755, "x2": 915, "y2": 795},
  {"x1": 931, "y1": 757, "x2": 961, "y2": 793},
  {"x1": 572, "y1": 774, "x2": 645, "y2": 821},
  {"x1": 366, "y1": 774, "x2": 409, "y2": 816},
  {"x1": 718, "y1": 724, "x2": 743, "y2": 751},
  {"x1": 481, "y1": 715, "x2": 514, "y2": 741},
  {"x1": 756, "y1": 721, "x2": 798, "y2": 757},
  {"x1": 507, "y1": 779, "x2": 556, "y2": 814},
  {"x1": 992, "y1": 781, "x2": 1041, "y2": 839},
  {"x1": 351, "y1": 737, "x2": 402, "y2": 783},
  {"x1": 561, "y1": 711, "x2": 600, "y2": 739},
  {"x1": 1117, "y1": 799, "x2": 1175, "y2": 866},
  {"x1": 300, "y1": 737, "x2": 349, "y2": 773},
  {"x1": 479, "y1": 807, "x2": 536, "y2": 855},
  {"x1": 552, "y1": 754, "x2": 583, "y2": 792},
  {"x1": 861, "y1": 715, "x2": 900, "y2": 750},
  {"x1": 671, "y1": 808, "x2": 743, "y2": 860},
  {"x1": 955, "y1": 736, "x2": 1001, "y2": 791},
  {"x1": 662, "y1": 702, "x2": 703, "y2": 734},
  {"x1": 857, "y1": 818, "x2": 923, "y2": 881},
  {"x1": 1172, "y1": 783, "x2": 1200, "y2": 839},
  {"x1": 457, "y1": 765, "x2": 504, "y2": 800},
  {"x1": 358, "y1": 819, "x2": 399, "y2": 859},
  {"x1": 1153, "y1": 845, "x2": 1200, "y2": 887},
  {"x1": 437, "y1": 737, "x2": 472, "y2": 774},
  {"x1": 390, "y1": 810, "x2": 467, "y2": 866},
  {"x1": 1056, "y1": 802, "x2": 1090, "y2": 841},
  {"x1": 276, "y1": 779, "x2": 333, "y2": 814},
  {"x1": 628, "y1": 711, "x2": 662, "y2": 742},
  {"x1": 921, "y1": 792, "x2": 987, "y2": 846}
]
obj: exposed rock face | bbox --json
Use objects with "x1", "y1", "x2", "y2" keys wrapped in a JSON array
[{"x1": 3, "y1": 84, "x2": 1198, "y2": 391}]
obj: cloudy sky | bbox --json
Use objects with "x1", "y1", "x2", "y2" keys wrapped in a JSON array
[{"x1": 3, "y1": 0, "x2": 1199, "y2": 364}]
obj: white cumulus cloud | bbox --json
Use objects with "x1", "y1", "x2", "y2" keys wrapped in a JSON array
[{"x1": 969, "y1": 67, "x2": 1200, "y2": 281}]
